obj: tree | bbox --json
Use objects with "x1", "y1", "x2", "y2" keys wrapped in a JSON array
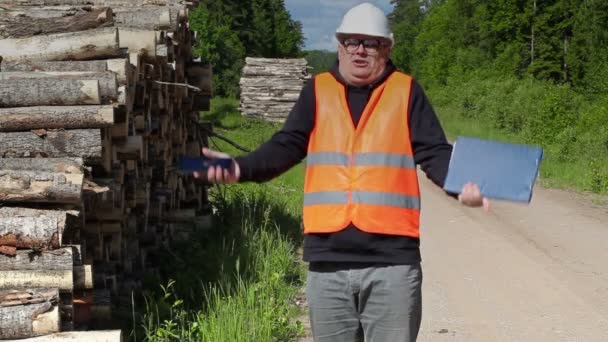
[{"x1": 190, "y1": 0, "x2": 305, "y2": 97}]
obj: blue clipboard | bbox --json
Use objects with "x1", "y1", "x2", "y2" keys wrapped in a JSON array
[{"x1": 443, "y1": 136, "x2": 544, "y2": 203}]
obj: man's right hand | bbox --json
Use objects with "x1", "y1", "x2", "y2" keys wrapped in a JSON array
[{"x1": 193, "y1": 148, "x2": 241, "y2": 184}]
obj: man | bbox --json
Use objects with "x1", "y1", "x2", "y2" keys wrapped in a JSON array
[{"x1": 196, "y1": 3, "x2": 489, "y2": 341}]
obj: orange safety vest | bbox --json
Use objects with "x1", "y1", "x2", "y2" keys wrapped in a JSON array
[{"x1": 302, "y1": 71, "x2": 421, "y2": 238}]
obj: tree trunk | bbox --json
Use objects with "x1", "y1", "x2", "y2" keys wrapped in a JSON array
[
  {"x1": 0, "y1": 129, "x2": 102, "y2": 160},
  {"x1": 0, "y1": 170, "x2": 84, "y2": 204},
  {"x1": 0, "y1": 158, "x2": 83, "y2": 173},
  {"x1": 0, "y1": 27, "x2": 120, "y2": 62},
  {"x1": 0, "y1": 288, "x2": 60, "y2": 339},
  {"x1": 0, "y1": 7, "x2": 113, "y2": 39},
  {"x1": 15, "y1": 330, "x2": 123, "y2": 341},
  {"x1": 0, "y1": 79, "x2": 100, "y2": 107},
  {"x1": 0, "y1": 72, "x2": 118, "y2": 104},
  {"x1": 0, "y1": 105, "x2": 114, "y2": 131}
]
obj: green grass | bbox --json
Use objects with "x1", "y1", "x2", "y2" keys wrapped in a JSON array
[
  {"x1": 131, "y1": 98, "x2": 307, "y2": 341},
  {"x1": 428, "y1": 73, "x2": 608, "y2": 196}
]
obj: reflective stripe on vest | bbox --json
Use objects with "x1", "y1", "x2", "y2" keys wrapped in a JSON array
[{"x1": 302, "y1": 71, "x2": 421, "y2": 237}]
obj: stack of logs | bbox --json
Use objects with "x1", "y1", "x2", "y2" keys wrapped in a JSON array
[
  {"x1": 239, "y1": 57, "x2": 310, "y2": 122},
  {"x1": 0, "y1": 0, "x2": 213, "y2": 340}
]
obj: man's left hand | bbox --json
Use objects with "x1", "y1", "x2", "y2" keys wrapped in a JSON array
[{"x1": 459, "y1": 182, "x2": 490, "y2": 211}]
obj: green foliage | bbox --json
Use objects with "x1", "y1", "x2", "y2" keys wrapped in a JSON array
[
  {"x1": 388, "y1": 0, "x2": 608, "y2": 194},
  {"x1": 190, "y1": 0, "x2": 304, "y2": 97},
  {"x1": 303, "y1": 50, "x2": 337, "y2": 75}
]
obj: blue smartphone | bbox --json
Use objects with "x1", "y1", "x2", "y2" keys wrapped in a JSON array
[{"x1": 178, "y1": 155, "x2": 232, "y2": 173}]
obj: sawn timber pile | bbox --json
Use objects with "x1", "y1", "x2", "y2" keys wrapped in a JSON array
[
  {"x1": 0, "y1": 0, "x2": 213, "y2": 340},
  {"x1": 239, "y1": 57, "x2": 310, "y2": 122}
]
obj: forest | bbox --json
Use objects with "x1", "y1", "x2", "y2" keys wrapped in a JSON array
[
  {"x1": 388, "y1": 0, "x2": 608, "y2": 193},
  {"x1": 190, "y1": 0, "x2": 608, "y2": 193}
]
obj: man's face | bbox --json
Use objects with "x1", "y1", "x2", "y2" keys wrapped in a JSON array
[{"x1": 337, "y1": 34, "x2": 391, "y2": 87}]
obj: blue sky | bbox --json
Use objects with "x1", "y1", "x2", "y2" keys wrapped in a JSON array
[{"x1": 285, "y1": 0, "x2": 394, "y2": 51}]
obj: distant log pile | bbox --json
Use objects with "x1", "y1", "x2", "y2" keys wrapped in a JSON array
[
  {"x1": 0, "y1": 0, "x2": 213, "y2": 339},
  {"x1": 239, "y1": 57, "x2": 310, "y2": 122}
]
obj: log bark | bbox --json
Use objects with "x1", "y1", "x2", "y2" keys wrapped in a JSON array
[
  {"x1": 15, "y1": 330, "x2": 123, "y2": 341},
  {"x1": 0, "y1": 271, "x2": 73, "y2": 290},
  {"x1": 0, "y1": 129, "x2": 102, "y2": 160},
  {"x1": 0, "y1": 170, "x2": 84, "y2": 204},
  {"x1": 0, "y1": 58, "x2": 130, "y2": 85},
  {"x1": 0, "y1": 72, "x2": 118, "y2": 103},
  {"x1": 0, "y1": 0, "x2": 190, "y2": 6},
  {"x1": 0, "y1": 79, "x2": 100, "y2": 107},
  {"x1": 0, "y1": 5, "x2": 87, "y2": 19},
  {"x1": 0, "y1": 216, "x2": 61, "y2": 252},
  {"x1": 0, "y1": 288, "x2": 59, "y2": 339},
  {"x1": 0, "y1": 105, "x2": 114, "y2": 131},
  {"x1": 0, "y1": 248, "x2": 73, "y2": 270},
  {"x1": 0, "y1": 158, "x2": 83, "y2": 173},
  {"x1": 0, "y1": 7, "x2": 113, "y2": 38},
  {"x1": 0, "y1": 207, "x2": 73, "y2": 229},
  {"x1": 0, "y1": 27, "x2": 121, "y2": 62}
]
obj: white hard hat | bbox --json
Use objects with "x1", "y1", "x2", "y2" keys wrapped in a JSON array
[{"x1": 335, "y1": 2, "x2": 394, "y2": 47}]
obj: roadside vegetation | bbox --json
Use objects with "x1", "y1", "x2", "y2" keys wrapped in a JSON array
[
  {"x1": 130, "y1": 98, "x2": 306, "y2": 341},
  {"x1": 387, "y1": 0, "x2": 608, "y2": 194}
]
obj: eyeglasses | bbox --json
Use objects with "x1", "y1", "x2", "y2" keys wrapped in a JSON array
[{"x1": 341, "y1": 38, "x2": 388, "y2": 55}]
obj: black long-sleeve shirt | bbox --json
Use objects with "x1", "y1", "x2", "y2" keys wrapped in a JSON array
[{"x1": 235, "y1": 60, "x2": 454, "y2": 265}]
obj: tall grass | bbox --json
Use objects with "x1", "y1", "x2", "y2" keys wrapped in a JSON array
[
  {"x1": 130, "y1": 98, "x2": 307, "y2": 341},
  {"x1": 427, "y1": 70, "x2": 608, "y2": 194}
]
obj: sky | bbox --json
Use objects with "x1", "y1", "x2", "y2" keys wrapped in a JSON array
[{"x1": 284, "y1": 0, "x2": 394, "y2": 51}]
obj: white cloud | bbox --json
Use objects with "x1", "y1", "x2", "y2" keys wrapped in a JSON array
[{"x1": 285, "y1": 0, "x2": 394, "y2": 51}]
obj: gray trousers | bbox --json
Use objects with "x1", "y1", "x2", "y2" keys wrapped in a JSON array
[{"x1": 305, "y1": 263, "x2": 422, "y2": 342}]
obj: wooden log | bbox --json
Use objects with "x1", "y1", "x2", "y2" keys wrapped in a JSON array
[
  {"x1": 15, "y1": 330, "x2": 123, "y2": 341},
  {"x1": 0, "y1": 216, "x2": 61, "y2": 252},
  {"x1": 0, "y1": 288, "x2": 59, "y2": 339},
  {"x1": 0, "y1": 170, "x2": 83, "y2": 204},
  {"x1": 0, "y1": 129, "x2": 102, "y2": 160},
  {"x1": 0, "y1": 158, "x2": 83, "y2": 173},
  {"x1": 0, "y1": 59, "x2": 128, "y2": 83},
  {"x1": 106, "y1": 58, "x2": 130, "y2": 85},
  {"x1": 0, "y1": 246, "x2": 94, "y2": 290},
  {"x1": 0, "y1": 79, "x2": 100, "y2": 107},
  {"x1": 0, "y1": 7, "x2": 113, "y2": 38},
  {"x1": 0, "y1": 0, "x2": 191, "y2": 6},
  {"x1": 0, "y1": 27, "x2": 121, "y2": 62},
  {"x1": 118, "y1": 28, "x2": 157, "y2": 56},
  {"x1": 74, "y1": 264, "x2": 94, "y2": 290},
  {"x1": 0, "y1": 0, "x2": 198, "y2": 8},
  {"x1": 113, "y1": 136, "x2": 144, "y2": 160},
  {"x1": 0, "y1": 72, "x2": 118, "y2": 104},
  {"x1": 0, "y1": 5, "x2": 87, "y2": 18},
  {"x1": 0, "y1": 105, "x2": 114, "y2": 131},
  {"x1": 0, "y1": 248, "x2": 71, "y2": 270},
  {"x1": 0, "y1": 270, "x2": 73, "y2": 290},
  {"x1": 113, "y1": 7, "x2": 176, "y2": 30}
]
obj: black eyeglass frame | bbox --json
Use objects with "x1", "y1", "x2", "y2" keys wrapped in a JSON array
[{"x1": 340, "y1": 37, "x2": 390, "y2": 55}]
